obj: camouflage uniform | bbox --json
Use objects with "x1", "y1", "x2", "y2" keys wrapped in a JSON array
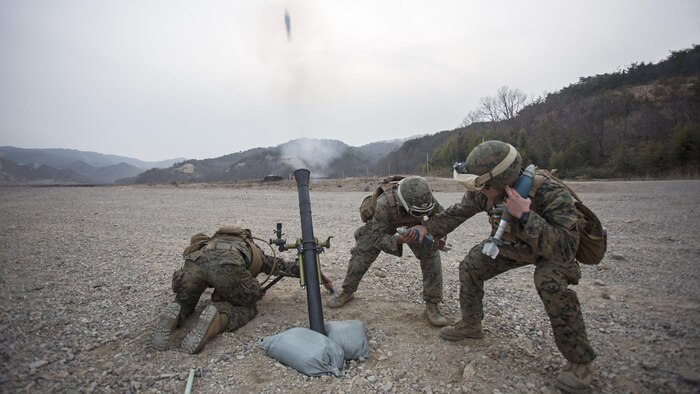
[
  {"x1": 172, "y1": 235, "x2": 284, "y2": 332},
  {"x1": 424, "y1": 174, "x2": 596, "y2": 364},
  {"x1": 340, "y1": 189, "x2": 445, "y2": 304}
]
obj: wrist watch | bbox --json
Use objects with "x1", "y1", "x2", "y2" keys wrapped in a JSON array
[{"x1": 519, "y1": 211, "x2": 530, "y2": 225}]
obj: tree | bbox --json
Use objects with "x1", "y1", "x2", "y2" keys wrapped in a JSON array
[
  {"x1": 671, "y1": 122, "x2": 700, "y2": 167},
  {"x1": 495, "y1": 86, "x2": 528, "y2": 120},
  {"x1": 611, "y1": 146, "x2": 636, "y2": 174},
  {"x1": 464, "y1": 95, "x2": 501, "y2": 125},
  {"x1": 461, "y1": 86, "x2": 528, "y2": 126},
  {"x1": 640, "y1": 142, "x2": 670, "y2": 173}
]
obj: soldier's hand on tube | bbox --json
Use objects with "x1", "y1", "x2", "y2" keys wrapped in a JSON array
[
  {"x1": 503, "y1": 186, "x2": 531, "y2": 219},
  {"x1": 404, "y1": 225, "x2": 427, "y2": 244},
  {"x1": 396, "y1": 230, "x2": 412, "y2": 244}
]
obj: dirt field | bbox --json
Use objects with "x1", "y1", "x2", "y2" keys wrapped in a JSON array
[{"x1": 0, "y1": 178, "x2": 698, "y2": 393}]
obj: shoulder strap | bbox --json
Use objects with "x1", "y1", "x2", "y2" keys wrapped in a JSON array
[
  {"x1": 528, "y1": 174, "x2": 546, "y2": 199},
  {"x1": 381, "y1": 175, "x2": 406, "y2": 184},
  {"x1": 542, "y1": 170, "x2": 583, "y2": 203},
  {"x1": 246, "y1": 241, "x2": 263, "y2": 276},
  {"x1": 383, "y1": 184, "x2": 402, "y2": 223}
]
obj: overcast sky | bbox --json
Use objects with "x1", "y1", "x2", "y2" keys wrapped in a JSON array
[{"x1": 1, "y1": 1, "x2": 698, "y2": 162}]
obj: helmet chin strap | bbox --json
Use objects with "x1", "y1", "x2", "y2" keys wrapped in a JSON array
[
  {"x1": 454, "y1": 144, "x2": 518, "y2": 191},
  {"x1": 397, "y1": 180, "x2": 411, "y2": 212}
]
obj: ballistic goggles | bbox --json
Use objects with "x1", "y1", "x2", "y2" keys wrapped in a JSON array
[{"x1": 396, "y1": 177, "x2": 436, "y2": 217}]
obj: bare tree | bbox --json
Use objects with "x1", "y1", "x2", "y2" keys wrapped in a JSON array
[
  {"x1": 460, "y1": 86, "x2": 528, "y2": 126},
  {"x1": 495, "y1": 86, "x2": 528, "y2": 120}
]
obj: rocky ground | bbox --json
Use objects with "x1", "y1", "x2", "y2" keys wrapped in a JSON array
[{"x1": 0, "y1": 178, "x2": 698, "y2": 393}]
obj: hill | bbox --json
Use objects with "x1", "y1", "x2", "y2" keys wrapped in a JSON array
[
  {"x1": 0, "y1": 157, "x2": 95, "y2": 185},
  {"x1": 0, "y1": 147, "x2": 185, "y2": 185},
  {"x1": 129, "y1": 138, "x2": 403, "y2": 184},
  {"x1": 418, "y1": 45, "x2": 700, "y2": 178}
]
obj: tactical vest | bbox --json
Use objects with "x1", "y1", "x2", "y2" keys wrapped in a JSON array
[
  {"x1": 384, "y1": 189, "x2": 426, "y2": 227},
  {"x1": 486, "y1": 173, "x2": 547, "y2": 254},
  {"x1": 486, "y1": 169, "x2": 607, "y2": 265},
  {"x1": 363, "y1": 179, "x2": 427, "y2": 227},
  {"x1": 183, "y1": 226, "x2": 264, "y2": 276}
]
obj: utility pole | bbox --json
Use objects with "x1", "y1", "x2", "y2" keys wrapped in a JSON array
[{"x1": 426, "y1": 153, "x2": 429, "y2": 175}]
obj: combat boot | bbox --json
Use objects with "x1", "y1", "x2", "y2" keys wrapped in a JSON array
[
  {"x1": 438, "y1": 320, "x2": 483, "y2": 341},
  {"x1": 424, "y1": 303, "x2": 449, "y2": 327},
  {"x1": 181, "y1": 305, "x2": 228, "y2": 354},
  {"x1": 327, "y1": 291, "x2": 354, "y2": 308},
  {"x1": 152, "y1": 302, "x2": 181, "y2": 351},
  {"x1": 556, "y1": 362, "x2": 593, "y2": 393}
]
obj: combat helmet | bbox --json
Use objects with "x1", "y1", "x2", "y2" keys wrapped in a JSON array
[
  {"x1": 453, "y1": 140, "x2": 522, "y2": 191},
  {"x1": 396, "y1": 176, "x2": 436, "y2": 217}
]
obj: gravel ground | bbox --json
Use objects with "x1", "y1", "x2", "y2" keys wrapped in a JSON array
[{"x1": 0, "y1": 178, "x2": 698, "y2": 393}]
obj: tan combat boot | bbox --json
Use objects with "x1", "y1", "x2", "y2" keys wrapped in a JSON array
[
  {"x1": 424, "y1": 303, "x2": 449, "y2": 327},
  {"x1": 556, "y1": 362, "x2": 593, "y2": 393},
  {"x1": 152, "y1": 302, "x2": 181, "y2": 351},
  {"x1": 438, "y1": 320, "x2": 483, "y2": 341},
  {"x1": 181, "y1": 305, "x2": 228, "y2": 354},
  {"x1": 326, "y1": 291, "x2": 354, "y2": 308}
]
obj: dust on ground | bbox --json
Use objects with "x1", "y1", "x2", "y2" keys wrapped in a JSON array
[{"x1": 0, "y1": 178, "x2": 698, "y2": 393}]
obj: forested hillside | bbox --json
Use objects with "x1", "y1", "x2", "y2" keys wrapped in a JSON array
[{"x1": 406, "y1": 45, "x2": 700, "y2": 178}]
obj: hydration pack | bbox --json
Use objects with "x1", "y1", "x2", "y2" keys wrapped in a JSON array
[
  {"x1": 532, "y1": 170, "x2": 607, "y2": 265},
  {"x1": 359, "y1": 175, "x2": 406, "y2": 223}
]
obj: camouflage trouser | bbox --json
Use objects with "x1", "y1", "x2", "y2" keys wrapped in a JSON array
[
  {"x1": 459, "y1": 241, "x2": 596, "y2": 364},
  {"x1": 172, "y1": 250, "x2": 260, "y2": 332},
  {"x1": 340, "y1": 226, "x2": 443, "y2": 303}
]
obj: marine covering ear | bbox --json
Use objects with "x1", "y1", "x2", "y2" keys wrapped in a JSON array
[{"x1": 453, "y1": 143, "x2": 518, "y2": 191}]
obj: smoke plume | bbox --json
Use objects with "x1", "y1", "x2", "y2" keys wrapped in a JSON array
[{"x1": 280, "y1": 138, "x2": 346, "y2": 178}]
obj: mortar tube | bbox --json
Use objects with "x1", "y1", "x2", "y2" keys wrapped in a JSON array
[{"x1": 293, "y1": 168, "x2": 326, "y2": 335}]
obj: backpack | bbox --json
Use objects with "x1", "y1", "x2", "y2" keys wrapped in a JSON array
[
  {"x1": 183, "y1": 226, "x2": 264, "y2": 275},
  {"x1": 359, "y1": 175, "x2": 406, "y2": 222},
  {"x1": 531, "y1": 170, "x2": 607, "y2": 265}
]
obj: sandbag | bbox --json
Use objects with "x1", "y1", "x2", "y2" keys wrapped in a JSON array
[
  {"x1": 260, "y1": 327, "x2": 344, "y2": 377},
  {"x1": 325, "y1": 320, "x2": 370, "y2": 361}
]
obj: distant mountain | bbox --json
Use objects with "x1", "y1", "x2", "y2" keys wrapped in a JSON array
[
  {"x1": 65, "y1": 161, "x2": 144, "y2": 184},
  {"x1": 0, "y1": 147, "x2": 183, "y2": 170},
  {"x1": 373, "y1": 131, "x2": 459, "y2": 175},
  {"x1": 0, "y1": 147, "x2": 185, "y2": 184},
  {"x1": 0, "y1": 157, "x2": 95, "y2": 185},
  {"x1": 0, "y1": 139, "x2": 404, "y2": 185},
  {"x1": 129, "y1": 138, "x2": 403, "y2": 184}
]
